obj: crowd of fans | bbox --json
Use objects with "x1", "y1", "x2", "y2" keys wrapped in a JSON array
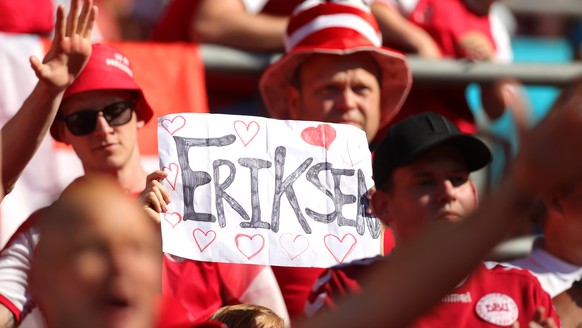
[{"x1": 1, "y1": 0, "x2": 582, "y2": 327}]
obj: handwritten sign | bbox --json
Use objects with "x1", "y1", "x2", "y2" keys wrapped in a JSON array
[{"x1": 158, "y1": 113, "x2": 382, "y2": 267}]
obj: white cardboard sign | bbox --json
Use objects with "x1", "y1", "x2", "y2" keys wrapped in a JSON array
[{"x1": 158, "y1": 113, "x2": 382, "y2": 267}]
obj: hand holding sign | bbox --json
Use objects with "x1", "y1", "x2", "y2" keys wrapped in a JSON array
[{"x1": 158, "y1": 113, "x2": 381, "y2": 267}]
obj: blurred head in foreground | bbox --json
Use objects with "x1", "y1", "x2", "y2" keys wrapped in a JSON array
[{"x1": 30, "y1": 176, "x2": 162, "y2": 328}]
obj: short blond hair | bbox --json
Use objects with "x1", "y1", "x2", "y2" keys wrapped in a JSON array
[{"x1": 209, "y1": 304, "x2": 285, "y2": 328}]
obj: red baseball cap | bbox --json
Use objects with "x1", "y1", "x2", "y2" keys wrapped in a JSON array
[
  {"x1": 50, "y1": 43, "x2": 154, "y2": 141},
  {"x1": 259, "y1": 0, "x2": 412, "y2": 128}
]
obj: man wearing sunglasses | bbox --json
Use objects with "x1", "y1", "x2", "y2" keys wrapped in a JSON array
[
  {"x1": 0, "y1": 41, "x2": 157, "y2": 328},
  {"x1": 0, "y1": 5, "x2": 288, "y2": 327}
]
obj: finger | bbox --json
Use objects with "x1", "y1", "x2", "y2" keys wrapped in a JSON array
[
  {"x1": 54, "y1": 5, "x2": 66, "y2": 41},
  {"x1": 76, "y1": 0, "x2": 92, "y2": 35},
  {"x1": 148, "y1": 191, "x2": 163, "y2": 213},
  {"x1": 152, "y1": 187, "x2": 168, "y2": 212},
  {"x1": 29, "y1": 56, "x2": 43, "y2": 76},
  {"x1": 147, "y1": 170, "x2": 168, "y2": 184},
  {"x1": 543, "y1": 317, "x2": 557, "y2": 328},
  {"x1": 66, "y1": 0, "x2": 81, "y2": 37},
  {"x1": 83, "y1": 5, "x2": 98, "y2": 39},
  {"x1": 511, "y1": 321, "x2": 519, "y2": 328},
  {"x1": 153, "y1": 180, "x2": 172, "y2": 204},
  {"x1": 145, "y1": 208, "x2": 161, "y2": 224},
  {"x1": 532, "y1": 307, "x2": 545, "y2": 323}
]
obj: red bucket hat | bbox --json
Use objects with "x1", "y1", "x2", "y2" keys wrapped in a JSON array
[
  {"x1": 259, "y1": 0, "x2": 412, "y2": 128},
  {"x1": 50, "y1": 43, "x2": 154, "y2": 141}
]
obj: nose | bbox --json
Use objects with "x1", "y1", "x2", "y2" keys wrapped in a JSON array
[
  {"x1": 334, "y1": 88, "x2": 358, "y2": 112},
  {"x1": 435, "y1": 180, "x2": 456, "y2": 204},
  {"x1": 93, "y1": 113, "x2": 114, "y2": 135}
]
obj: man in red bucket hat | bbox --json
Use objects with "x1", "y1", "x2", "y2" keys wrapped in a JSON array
[
  {"x1": 260, "y1": 0, "x2": 411, "y2": 144},
  {"x1": 257, "y1": 0, "x2": 411, "y2": 322}
]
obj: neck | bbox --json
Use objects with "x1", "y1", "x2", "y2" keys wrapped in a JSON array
[{"x1": 84, "y1": 153, "x2": 147, "y2": 194}]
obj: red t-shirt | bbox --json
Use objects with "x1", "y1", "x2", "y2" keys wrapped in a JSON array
[
  {"x1": 305, "y1": 259, "x2": 560, "y2": 327},
  {"x1": 386, "y1": 0, "x2": 499, "y2": 135}
]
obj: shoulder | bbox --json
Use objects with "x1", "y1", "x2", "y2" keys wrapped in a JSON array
[
  {"x1": 482, "y1": 261, "x2": 540, "y2": 279},
  {"x1": 1, "y1": 207, "x2": 47, "y2": 253},
  {"x1": 305, "y1": 256, "x2": 383, "y2": 316}
]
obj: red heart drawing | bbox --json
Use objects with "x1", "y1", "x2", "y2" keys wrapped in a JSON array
[
  {"x1": 161, "y1": 115, "x2": 186, "y2": 135},
  {"x1": 279, "y1": 233, "x2": 310, "y2": 260},
  {"x1": 301, "y1": 124, "x2": 336, "y2": 150},
  {"x1": 193, "y1": 228, "x2": 217, "y2": 253},
  {"x1": 164, "y1": 212, "x2": 182, "y2": 228},
  {"x1": 324, "y1": 233, "x2": 357, "y2": 264},
  {"x1": 162, "y1": 163, "x2": 179, "y2": 190},
  {"x1": 235, "y1": 234, "x2": 265, "y2": 260},
  {"x1": 234, "y1": 120, "x2": 260, "y2": 146},
  {"x1": 347, "y1": 137, "x2": 369, "y2": 166}
]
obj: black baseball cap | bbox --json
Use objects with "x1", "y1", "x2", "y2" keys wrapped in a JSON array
[{"x1": 373, "y1": 112, "x2": 492, "y2": 188}]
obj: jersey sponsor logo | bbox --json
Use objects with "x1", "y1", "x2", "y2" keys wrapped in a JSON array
[
  {"x1": 442, "y1": 291, "x2": 472, "y2": 303},
  {"x1": 475, "y1": 293, "x2": 518, "y2": 326}
]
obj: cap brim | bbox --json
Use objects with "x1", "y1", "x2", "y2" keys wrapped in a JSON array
[{"x1": 402, "y1": 134, "x2": 492, "y2": 173}]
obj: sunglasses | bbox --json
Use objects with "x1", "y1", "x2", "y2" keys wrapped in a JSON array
[{"x1": 60, "y1": 100, "x2": 136, "y2": 136}]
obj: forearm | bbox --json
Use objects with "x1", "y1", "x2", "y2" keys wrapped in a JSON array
[
  {"x1": 371, "y1": 2, "x2": 441, "y2": 57},
  {"x1": 192, "y1": 0, "x2": 287, "y2": 52},
  {"x1": 0, "y1": 305, "x2": 15, "y2": 328},
  {"x1": 300, "y1": 176, "x2": 533, "y2": 328},
  {"x1": 1, "y1": 83, "x2": 63, "y2": 194}
]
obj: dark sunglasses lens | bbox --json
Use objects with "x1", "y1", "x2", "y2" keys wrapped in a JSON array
[
  {"x1": 66, "y1": 111, "x2": 97, "y2": 136},
  {"x1": 103, "y1": 101, "x2": 134, "y2": 126},
  {"x1": 62, "y1": 100, "x2": 135, "y2": 136}
]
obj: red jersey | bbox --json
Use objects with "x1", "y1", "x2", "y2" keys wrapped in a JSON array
[
  {"x1": 162, "y1": 255, "x2": 288, "y2": 324},
  {"x1": 305, "y1": 259, "x2": 560, "y2": 327}
]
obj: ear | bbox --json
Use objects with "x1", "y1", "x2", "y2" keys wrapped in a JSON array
[
  {"x1": 370, "y1": 189, "x2": 392, "y2": 226},
  {"x1": 469, "y1": 180, "x2": 479, "y2": 208},
  {"x1": 286, "y1": 86, "x2": 300, "y2": 119},
  {"x1": 136, "y1": 119, "x2": 145, "y2": 129}
]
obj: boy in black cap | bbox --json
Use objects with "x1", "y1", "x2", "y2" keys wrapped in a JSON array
[{"x1": 305, "y1": 112, "x2": 559, "y2": 327}]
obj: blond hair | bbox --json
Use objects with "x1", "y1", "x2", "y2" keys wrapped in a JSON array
[{"x1": 210, "y1": 304, "x2": 285, "y2": 328}]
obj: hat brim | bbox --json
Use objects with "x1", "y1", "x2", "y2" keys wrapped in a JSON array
[
  {"x1": 259, "y1": 45, "x2": 411, "y2": 128},
  {"x1": 49, "y1": 70, "x2": 153, "y2": 142}
]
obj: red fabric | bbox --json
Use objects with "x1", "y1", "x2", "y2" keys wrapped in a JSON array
[
  {"x1": 306, "y1": 260, "x2": 561, "y2": 327},
  {"x1": 162, "y1": 256, "x2": 223, "y2": 323},
  {"x1": 388, "y1": 0, "x2": 498, "y2": 135},
  {"x1": 152, "y1": 0, "x2": 202, "y2": 42},
  {"x1": 162, "y1": 256, "x2": 268, "y2": 324},
  {"x1": 0, "y1": 294, "x2": 20, "y2": 322},
  {"x1": 272, "y1": 266, "x2": 325, "y2": 323},
  {"x1": 0, "y1": 0, "x2": 53, "y2": 35},
  {"x1": 261, "y1": 0, "x2": 303, "y2": 16},
  {"x1": 151, "y1": 0, "x2": 304, "y2": 111},
  {"x1": 286, "y1": 3, "x2": 379, "y2": 35}
]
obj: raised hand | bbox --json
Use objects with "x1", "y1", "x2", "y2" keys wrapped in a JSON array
[{"x1": 30, "y1": 0, "x2": 97, "y2": 91}]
